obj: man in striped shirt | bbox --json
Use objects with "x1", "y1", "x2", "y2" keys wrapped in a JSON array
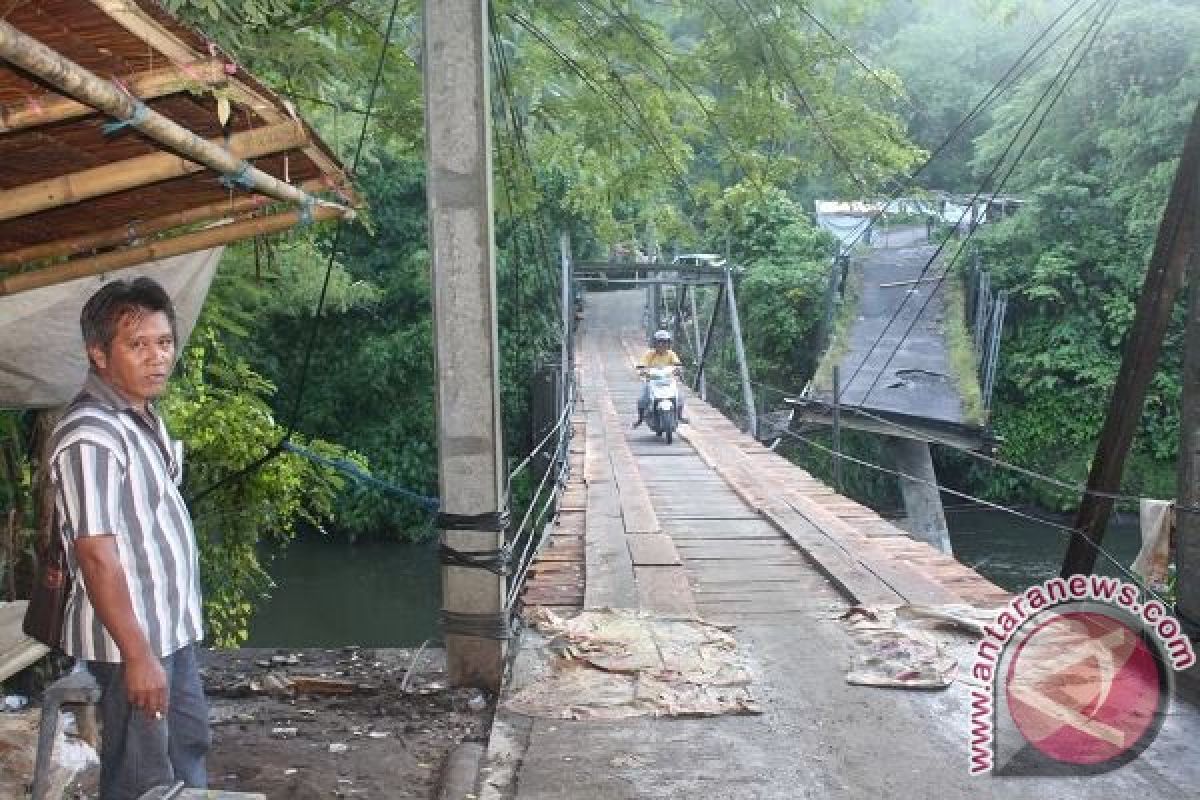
[{"x1": 50, "y1": 277, "x2": 208, "y2": 798}]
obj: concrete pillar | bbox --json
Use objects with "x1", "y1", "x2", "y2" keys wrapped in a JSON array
[
  {"x1": 423, "y1": 0, "x2": 506, "y2": 689},
  {"x1": 886, "y1": 436, "x2": 952, "y2": 554}
]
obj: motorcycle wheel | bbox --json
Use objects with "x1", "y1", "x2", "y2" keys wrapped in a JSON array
[{"x1": 662, "y1": 410, "x2": 676, "y2": 445}]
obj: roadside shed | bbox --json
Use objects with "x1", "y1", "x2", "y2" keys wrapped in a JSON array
[{"x1": 0, "y1": 0, "x2": 356, "y2": 408}]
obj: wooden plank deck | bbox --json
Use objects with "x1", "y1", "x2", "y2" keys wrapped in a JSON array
[{"x1": 519, "y1": 290, "x2": 1010, "y2": 625}]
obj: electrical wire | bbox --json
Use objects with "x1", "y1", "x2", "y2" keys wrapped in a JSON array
[
  {"x1": 505, "y1": 10, "x2": 700, "y2": 209},
  {"x1": 852, "y1": 0, "x2": 1117, "y2": 409},
  {"x1": 772, "y1": 423, "x2": 1169, "y2": 607},
  {"x1": 188, "y1": 0, "x2": 403, "y2": 507},
  {"x1": 836, "y1": 0, "x2": 1101, "y2": 253},
  {"x1": 581, "y1": 0, "x2": 770, "y2": 199},
  {"x1": 730, "y1": 0, "x2": 868, "y2": 194},
  {"x1": 835, "y1": 0, "x2": 1114, "y2": 404},
  {"x1": 790, "y1": 3, "x2": 916, "y2": 112}
]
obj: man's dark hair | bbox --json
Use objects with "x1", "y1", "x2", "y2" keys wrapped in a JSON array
[{"x1": 81, "y1": 277, "x2": 177, "y2": 355}]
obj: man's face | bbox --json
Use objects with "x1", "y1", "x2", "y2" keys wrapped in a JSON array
[
  {"x1": 655, "y1": 340, "x2": 669, "y2": 352},
  {"x1": 88, "y1": 310, "x2": 175, "y2": 407}
]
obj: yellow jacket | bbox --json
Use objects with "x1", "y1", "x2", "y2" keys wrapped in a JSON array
[{"x1": 638, "y1": 348, "x2": 682, "y2": 368}]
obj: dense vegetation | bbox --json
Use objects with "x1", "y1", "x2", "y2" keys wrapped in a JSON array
[{"x1": 2, "y1": 0, "x2": 1196, "y2": 642}]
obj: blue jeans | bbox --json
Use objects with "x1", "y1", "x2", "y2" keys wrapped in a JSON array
[{"x1": 88, "y1": 644, "x2": 210, "y2": 800}]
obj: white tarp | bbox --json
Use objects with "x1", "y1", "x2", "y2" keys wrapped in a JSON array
[
  {"x1": 815, "y1": 210, "x2": 873, "y2": 247},
  {"x1": 0, "y1": 248, "x2": 223, "y2": 408},
  {"x1": 1132, "y1": 498, "x2": 1173, "y2": 589}
]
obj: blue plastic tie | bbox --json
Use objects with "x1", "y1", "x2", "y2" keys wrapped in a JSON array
[
  {"x1": 280, "y1": 440, "x2": 440, "y2": 513},
  {"x1": 102, "y1": 101, "x2": 149, "y2": 135},
  {"x1": 297, "y1": 196, "x2": 316, "y2": 227},
  {"x1": 218, "y1": 161, "x2": 255, "y2": 190}
]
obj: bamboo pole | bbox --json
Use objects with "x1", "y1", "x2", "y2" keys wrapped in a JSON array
[
  {"x1": 0, "y1": 19, "x2": 352, "y2": 218},
  {"x1": 0, "y1": 205, "x2": 343, "y2": 298},
  {"x1": 0, "y1": 178, "x2": 329, "y2": 270},
  {"x1": 0, "y1": 121, "x2": 307, "y2": 222},
  {"x1": 90, "y1": 0, "x2": 352, "y2": 197},
  {"x1": 0, "y1": 59, "x2": 228, "y2": 133}
]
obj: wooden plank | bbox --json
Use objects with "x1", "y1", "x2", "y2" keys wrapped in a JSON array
[
  {"x1": 687, "y1": 564, "x2": 823, "y2": 583},
  {"x1": 634, "y1": 566, "x2": 697, "y2": 616},
  {"x1": 676, "y1": 543, "x2": 808, "y2": 561},
  {"x1": 626, "y1": 533, "x2": 681, "y2": 566},
  {"x1": 584, "y1": 487, "x2": 637, "y2": 610},
  {"x1": 694, "y1": 594, "x2": 836, "y2": 613},
  {"x1": 0, "y1": 601, "x2": 50, "y2": 682},
  {"x1": 660, "y1": 521, "x2": 779, "y2": 539}
]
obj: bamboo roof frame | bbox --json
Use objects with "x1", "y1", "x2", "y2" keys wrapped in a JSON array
[
  {"x1": 0, "y1": 58, "x2": 228, "y2": 133},
  {"x1": 0, "y1": 1, "x2": 358, "y2": 297},
  {"x1": 0, "y1": 204, "x2": 345, "y2": 297},
  {"x1": 0, "y1": 120, "x2": 310, "y2": 222},
  {"x1": 0, "y1": 177, "x2": 328, "y2": 270}
]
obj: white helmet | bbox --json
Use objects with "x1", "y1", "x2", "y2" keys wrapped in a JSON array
[{"x1": 652, "y1": 329, "x2": 672, "y2": 343}]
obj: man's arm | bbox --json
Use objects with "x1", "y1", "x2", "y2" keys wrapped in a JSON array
[
  {"x1": 75, "y1": 536, "x2": 167, "y2": 715},
  {"x1": 55, "y1": 439, "x2": 167, "y2": 716}
]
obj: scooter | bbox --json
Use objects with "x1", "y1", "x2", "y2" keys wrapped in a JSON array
[{"x1": 640, "y1": 366, "x2": 680, "y2": 444}]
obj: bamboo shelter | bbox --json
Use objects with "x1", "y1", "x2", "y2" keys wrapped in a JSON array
[{"x1": 0, "y1": 0, "x2": 357, "y2": 296}]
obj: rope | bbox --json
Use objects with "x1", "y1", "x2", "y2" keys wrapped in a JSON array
[
  {"x1": 102, "y1": 99, "x2": 149, "y2": 134},
  {"x1": 218, "y1": 160, "x2": 255, "y2": 190},
  {"x1": 441, "y1": 609, "x2": 513, "y2": 640},
  {"x1": 279, "y1": 441, "x2": 439, "y2": 512}
]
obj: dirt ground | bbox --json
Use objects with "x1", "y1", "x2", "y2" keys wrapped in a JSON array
[{"x1": 68, "y1": 646, "x2": 493, "y2": 800}]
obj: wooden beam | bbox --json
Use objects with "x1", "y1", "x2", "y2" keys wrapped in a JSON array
[
  {"x1": 0, "y1": 59, "x2": 228, "y2": 133},
  {"x1": 0, "y1": 205, "x2": 344, "y2": 297},
  {"x1": 0, "y1": 20, "x2": 352, "y2": 219},
  {"x1": 0, "y1": 178, "x2": 329, "y2": 270},
  {"x1": 1061, "y1": 100, "x2": 1200, "y2": 577},
  {"x1": 0, "y1": 121, "x2": 307, "y2": 223},
  {"x1": 90, "y1": 0, "x2": 354, "y2": 200}
]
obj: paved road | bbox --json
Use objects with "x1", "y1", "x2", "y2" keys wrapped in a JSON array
[{"x1": 818, "y1": 243, "x2": 968, "y2": 425}]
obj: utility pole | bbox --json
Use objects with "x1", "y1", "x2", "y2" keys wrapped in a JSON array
[
  {"x1": 724, "y1": 267, "x2": 757, "y2": 436},
  {"x1": 1175, "y1": 107, "x2": 1200, "y2": 634},
  {"x1": 423, "y1": 0, "x2": 506, "y2": 689},
  {"x1": 1061, "y1": 101, "x2": 1200, "y2": 577},
  {"x1": 560, "y1": 232, "x2": 573, "y2": 410}
]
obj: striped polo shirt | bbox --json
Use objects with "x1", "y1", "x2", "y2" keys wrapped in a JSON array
[{"x1": 50, "y1": 370, "x2": 203, "y2": 662}]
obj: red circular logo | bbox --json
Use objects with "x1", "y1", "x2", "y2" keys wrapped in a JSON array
[{"x1": 1005, "y1": 610, "x2": 1164, "y2": 766}]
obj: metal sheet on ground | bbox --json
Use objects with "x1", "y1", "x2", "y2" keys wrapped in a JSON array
[{"x1": 584, "y1": 499, "x2": 636, "y2": 610}]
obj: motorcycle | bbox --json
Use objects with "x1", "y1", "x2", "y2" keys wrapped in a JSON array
[{"x1": 640, "y1": 366, "x2": 680, "y2": 444}]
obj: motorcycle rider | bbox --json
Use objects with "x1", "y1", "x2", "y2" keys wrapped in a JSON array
[{"x1": 634, "y1": 329, "x2": 687, "y2": 427}]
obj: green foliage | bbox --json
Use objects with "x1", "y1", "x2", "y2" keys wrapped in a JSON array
[
  {"x1": 957, "y1": 1, "x2": 1199, "y2": 506},
  {"x1": 163, "y1": 328, "x2": 361, "y2": 646},
  {"x1": 712, "y1": 187, "x2": 839, "y2": 386}
]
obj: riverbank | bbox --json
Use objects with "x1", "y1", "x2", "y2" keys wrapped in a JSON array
[{"x1": 13, "y1": 646, "x2": 490, "y2": 799}]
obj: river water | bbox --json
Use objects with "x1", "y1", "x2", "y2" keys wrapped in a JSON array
[
  {"x1": 245, "y1": 535, "x2": 441, "y2": 648},
  {"x1": 245, "y1": 509, "x2": 1145, "y2": 647},
  {"x1": 947, "y1": 507, "x2": 1141, "y2": 592}
]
